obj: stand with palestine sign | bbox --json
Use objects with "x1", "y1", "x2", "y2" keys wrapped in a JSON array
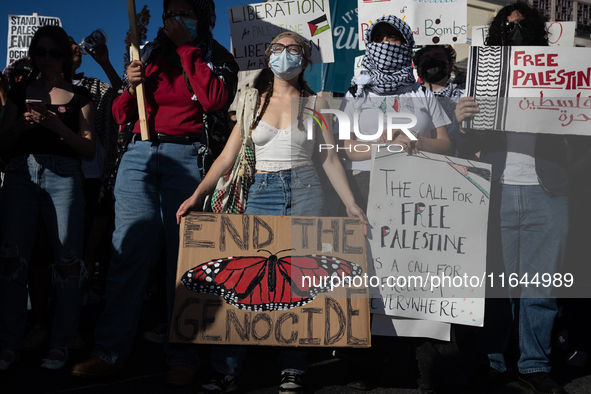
[{"x1": 6, "y1": 14, "x2": 62, "y2": 67}]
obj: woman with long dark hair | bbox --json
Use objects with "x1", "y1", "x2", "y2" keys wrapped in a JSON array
[
  {"x1": 454, "y1": 3, "x2": 569, "y2": 393},
  {"x1": 0, "y1": 25, "x2": 96, "y2": 370},
  {"x1": 177, "y1": 31, "x2": 366, "y2": 394}
]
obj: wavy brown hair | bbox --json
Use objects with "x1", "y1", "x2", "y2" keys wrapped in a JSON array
[
  {"x1": 28, "y1": 26, "x2": 73, "y2": 83},
  {"x1": 485, "y1": 1, "x2": 548, "y2": 46}
]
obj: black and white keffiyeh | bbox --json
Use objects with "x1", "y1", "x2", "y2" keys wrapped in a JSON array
[
  {"x1": 360, "y1": 15, "x2": 416, "y2": 94},
  {"x1": 433, "y1": 82, "x2": 464, "y2": 98}
]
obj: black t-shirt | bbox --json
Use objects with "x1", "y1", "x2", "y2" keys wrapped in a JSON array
[{"x1": 7, "y1": 82, "x2": 93, "y2": 159}]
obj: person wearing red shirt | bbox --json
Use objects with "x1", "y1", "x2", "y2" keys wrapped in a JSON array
[{"x1": 72, "y1": 0, "x2": 238, "y2": 386}]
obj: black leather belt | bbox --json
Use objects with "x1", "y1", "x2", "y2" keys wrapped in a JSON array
[
  {"x1": 133, "y1": 133, "x2": 200, "y2": 144},
  {"x1": 155, "y1": 133, "x2": 200, "y2": 144}
]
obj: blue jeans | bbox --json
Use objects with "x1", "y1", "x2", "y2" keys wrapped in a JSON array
[
  {"x1": 92, "y1": 140, "x2": 201, "y2": 367},
  {"x1": 483, "y1": 184, "x2": 568, "y2": 374},
  {"x1": 246, "y1": 167, "x2": 326, "y2": 217},
  {"x1": 0, "y1": 155, "x2": 85, "y2": 350},
  {"x1": 210, "y1": 167, "x2": 326, "y2": 376}
]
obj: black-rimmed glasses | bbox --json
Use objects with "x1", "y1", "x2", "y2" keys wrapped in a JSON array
[
  {"x1": 30, "y1": 47, "x2": 64, "y2": 59},
  {"x1": 270, "y1": 43, "x2": 303, "y2": 56}
]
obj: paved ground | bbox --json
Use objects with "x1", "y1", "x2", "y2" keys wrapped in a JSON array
[{"x1": 3, "y1": 298, "x2": 591, "y2": 394}]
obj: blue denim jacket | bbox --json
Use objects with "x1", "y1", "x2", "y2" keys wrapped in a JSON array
[{"x1": 453, "y1": 128, "x2": 569, "y2": 196}]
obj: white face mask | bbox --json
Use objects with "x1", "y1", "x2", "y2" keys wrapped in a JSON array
[{"x1": 269, "y1": 50, "x2": 303, "y2": 81}]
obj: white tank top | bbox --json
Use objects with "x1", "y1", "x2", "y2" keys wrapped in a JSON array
[{"x1": 251, "y1": 96, "x2": 317, "y2": 172}]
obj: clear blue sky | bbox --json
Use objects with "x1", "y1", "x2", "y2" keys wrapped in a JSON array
[{"x1": 2, "y1": 0, "x2": 244, "y2": 83}]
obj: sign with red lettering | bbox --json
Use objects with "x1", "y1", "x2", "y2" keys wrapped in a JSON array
[
  {"x1": 367, "y1": 151, "x2": 489, "y2": 326},
  {"x1": 357, "y1": 0, "x2": 467, "y2": 50},
  {"x1": 171, "y1": 213, "x2": 370, "y2": 347},
  {"x1": 465, "y1": 46, "x2": 591, "y2": 135},
  {"x1": 228, "y1": 0, "x2": 334, "y2": 71}
]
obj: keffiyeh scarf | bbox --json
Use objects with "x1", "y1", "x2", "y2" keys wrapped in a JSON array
[
  {"x1": 360, "y1": 15, "x2": 416, "y2": 95},
  {"x1": 433, "y1": 82, "x2": 464, "y2": 98}
]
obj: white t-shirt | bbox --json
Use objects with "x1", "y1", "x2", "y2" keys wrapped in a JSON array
[
  {"x1": 502, "y1": 132, "x2": 538, "y2": 185},
  {"x1": 337, "y1": 83, "x2": 450, "y2": 171}
]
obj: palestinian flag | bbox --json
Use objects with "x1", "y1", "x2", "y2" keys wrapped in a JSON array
[{"x1": 308, "y1": 14, "x2": 330, "y2": 37}]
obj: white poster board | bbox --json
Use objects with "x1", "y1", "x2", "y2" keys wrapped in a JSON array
[
  {"x1": 228, "y1": 0, "x2": 334, "y2": 71},
  {"x1": 354, "y1": 54, "x2": 364, "y2": 76},
  {"x1": 366, "y1": 150, "x2": 490, "y2": 326},
  {"x1": 471, "y1": 22, "x2": 575, "y2": 47},
  {"x1": 7, "y1": 14, "x2": 62, "y2": 67},
  {"x1": 465, "y1": 46, "x2": 591, "y2": 135},
  {"x1": 357, "y1": 0, "x2": 467, "y2": 50},
  {"x1": 371, "y1": 315, "x2": 451, "y2": 341}
]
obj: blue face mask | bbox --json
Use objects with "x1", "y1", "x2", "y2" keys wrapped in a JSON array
[
  {"x1": 269, "y1": 51, "x2": 303, "y2": 81},
  {"x1": 176, "y1": 16, "x2": 198, "y2": 41}
]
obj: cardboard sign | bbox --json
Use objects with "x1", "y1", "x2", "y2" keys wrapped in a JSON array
[
  {"x1": 357, "y1": 0, "x2": 467, "y2": 50},
  {"x1": 228, "y1": 0, "x2": 335, "y2": 71},
  {"x1": 366, "y1": 150, "x2": 490, "y2": 326},
  {"x1": 172, "y1": 213, "x2": 370, "y2": 347},
  {"x1": 465, "y1": 46, "x2": 591, "y2": 135},
  {"x1": 471, "y1": 22, "x2": 575, "y2": 47},
  {"x1": 6, "y1": 14, "x2": 62, "y2": 67}
]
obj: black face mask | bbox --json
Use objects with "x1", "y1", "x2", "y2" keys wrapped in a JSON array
[
  {"x1": 505, "y1": 24, "x2": 536, "y2": 46},
  {"x1": 420, "y1": 57, "x2": 448, "y2": 83},
  {"x1": 506, "y1": 25, "x2": 524, "y2": 45}
]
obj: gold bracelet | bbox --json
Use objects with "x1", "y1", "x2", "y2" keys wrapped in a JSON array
[{"x1": 59, "y1": 129, "x2": 72, "y2": 141}]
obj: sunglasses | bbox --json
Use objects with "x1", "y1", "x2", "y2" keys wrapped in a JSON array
[
  {"x1": 371, "y1": 34, "x2": 404, "y2": 44},
  {"x1": 162, "y1": 10, "x2": 196, "y2": 22},
  {"x1": 31, "y1": 47, "x2": 64, "y2": 59},
  {"x1": 504, "y1": 21, "x2": 525, "y2": 33},
  {"x1": 270, "y1": 43, "x2": 303, "y2": 56}
]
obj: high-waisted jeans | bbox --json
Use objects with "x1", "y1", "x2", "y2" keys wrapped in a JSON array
[
  {"x1": 0, "y1": 154, "x2": 85, "y2": 350},
  {"x1": 209, "y1": 166, "x2": 326, "y2": 376},
  {"x1": 91, "y1": 139, "x2": 202, "y2": 367}
]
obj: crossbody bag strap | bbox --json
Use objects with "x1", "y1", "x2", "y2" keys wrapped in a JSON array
[{"x1": 237, "y1": 88, "x2": 258, "y2": 176}]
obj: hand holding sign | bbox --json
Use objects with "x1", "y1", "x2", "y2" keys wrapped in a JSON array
[
  {"x1": 126, "y1": 0, "x2": 150, "y2": 141},
  {"x1": 379, "y1": 129, "x2": 416, "y2": 154},
  {"x1": 454, "y1": 97, "x2": 479, "y2": 132},
  {"x1": 126, "y1": 60, "x2": 145, "y2": 97}
]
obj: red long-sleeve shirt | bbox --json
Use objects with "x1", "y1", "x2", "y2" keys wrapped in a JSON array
[{"x1": 112, "y1": 43, "x2": 229, "y2": 136}]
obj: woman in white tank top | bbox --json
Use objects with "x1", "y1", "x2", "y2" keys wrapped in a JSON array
[
  {"x1": 177, "y1": 32, "x2": 366, "y2": 394},
  {"x1": 177, "y1": 31, "x2": 366, "y2": 223}
]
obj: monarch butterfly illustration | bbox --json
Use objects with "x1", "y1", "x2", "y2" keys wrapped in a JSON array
[{"x1": 181, "y1": 249, "x2": 363, "y2": 311}]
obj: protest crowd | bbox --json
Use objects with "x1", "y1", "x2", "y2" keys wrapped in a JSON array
[{"x1": 1, "y1": 1, "x2": 591, "y2": 394}]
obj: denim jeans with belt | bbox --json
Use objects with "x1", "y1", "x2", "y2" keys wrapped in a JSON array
[
  {"x1": 0, "y1": 155, "x2": 85, "y2": 350},
  {"x1": 482, "y1": 184, "x2": 568, "y2": 374},
  {"x1": 91, "y1": 139, "x2": 202, "y2": 367},
  {"x1": 209, "y1": 166, "x2": 326, "y2": 376}
]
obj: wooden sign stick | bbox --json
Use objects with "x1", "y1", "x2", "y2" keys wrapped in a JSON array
[{"x1": 126, "y1": 0, "x2": 150, "y2": 141}]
